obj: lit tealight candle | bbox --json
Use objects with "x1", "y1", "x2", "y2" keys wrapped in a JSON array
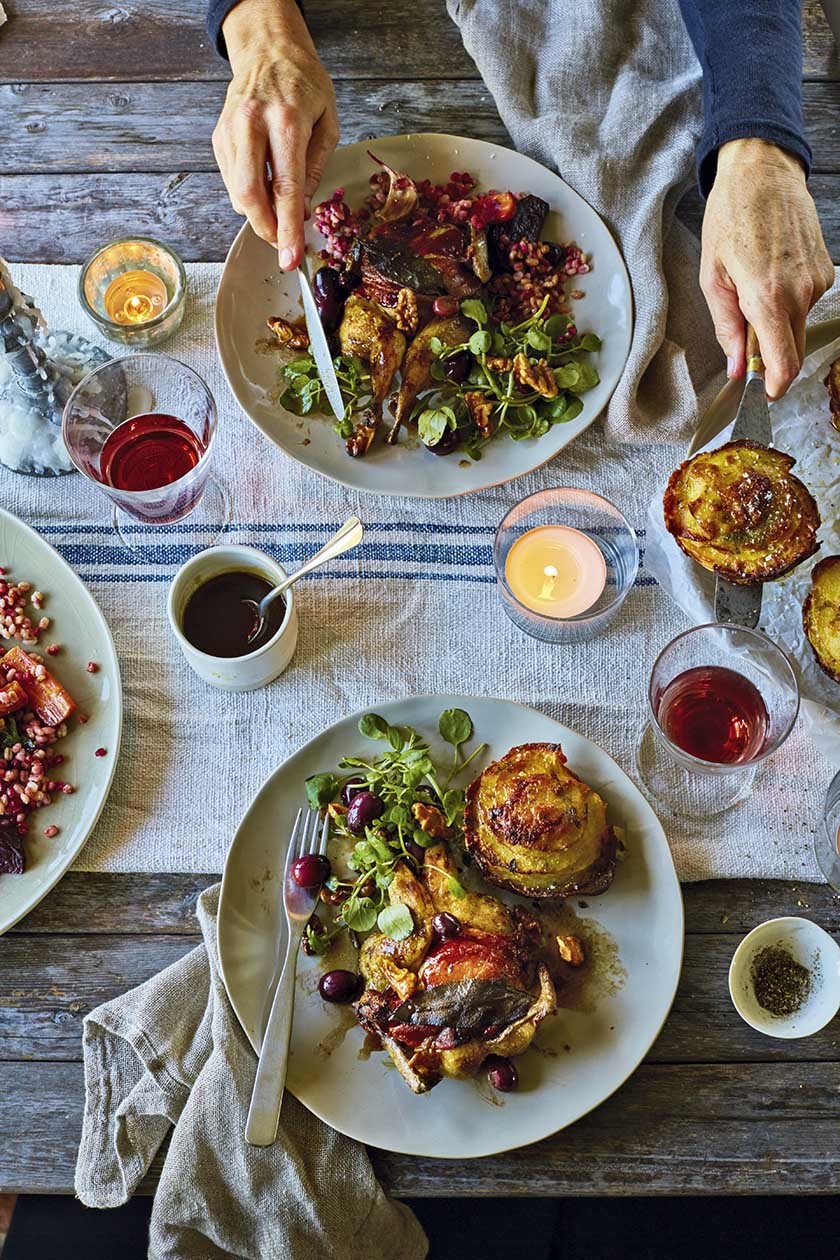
[
  {"x1": 505, "y1": 525, "x2": 607, "y2": 618},
  {"x1": 102, "y1": 269, "x2": 168, "y2": 326}
]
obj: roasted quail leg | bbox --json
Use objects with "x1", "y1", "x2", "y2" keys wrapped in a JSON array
[
  {"x1": 338, "y1": 295, "x2": 406, "y2": 417},
  {"x1": 388, "y1": 314, "x2": 472, "y2": 443}
]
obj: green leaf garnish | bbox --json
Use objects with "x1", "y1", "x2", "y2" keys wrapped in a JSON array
[
  {"x1": 342, "y1": 898, "x2": 379, "y2": 933},
  {"x1": 460, "y1": 298, "x2": 488, "y2": 326},
  {"x1": 359, "y1": 713, "x2": 389, "y2": 740},
  {"x1": 304, "y1": 773, "x2": 339, "y2": 809},
  {"x1": 468, "y1": 329, "x2": 491, "y2": 356},
  {"x1": 439, "y1": 708, "x2": 473, "y2": 748},
  {"x1": 377, "y1": 903, "x2": 415, "y2": 940}
]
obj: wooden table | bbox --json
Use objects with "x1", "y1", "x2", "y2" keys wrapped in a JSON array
[{"x1": 2, "y1": 0, "x2": 840, "y2": 1199}]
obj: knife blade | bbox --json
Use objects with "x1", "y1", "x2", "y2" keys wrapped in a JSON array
[
  {"x1": 297, "y1": 267, "x2": 345, "y2": 423},
  {"x1": 713, "y1": 324, "x2": 772, "y2": 628}
]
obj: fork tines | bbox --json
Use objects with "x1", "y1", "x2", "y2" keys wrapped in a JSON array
[{"x1": 286, "y1": 807, "x2": 330, "y2": 872}]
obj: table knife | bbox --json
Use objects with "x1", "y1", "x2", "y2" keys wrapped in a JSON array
[
  {"x1": 713, "y1": 325, "x2": 771, "y2": 629},
  {"x1": 296, "y1": 267, "x2": 345, "y2": 423}
]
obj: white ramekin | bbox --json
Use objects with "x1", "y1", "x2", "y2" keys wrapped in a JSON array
[{"x1": 167, "y1": 544, "x2": 298, "y2": 691}]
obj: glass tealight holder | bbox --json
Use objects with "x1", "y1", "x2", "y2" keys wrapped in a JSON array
[
  {"x1": 815, "y1": 769, "x2": 840, "y2": 891},
  {"x1": 78, "y1": 238, "x2": 187, "y2": 348},
  {"x1": 493, "y1": 488, "x2": 639, "y2": 644}
]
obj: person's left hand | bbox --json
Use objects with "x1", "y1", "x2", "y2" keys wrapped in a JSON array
[{"x1": 700, "y1": 138, "x2": 834, "y2": 399}]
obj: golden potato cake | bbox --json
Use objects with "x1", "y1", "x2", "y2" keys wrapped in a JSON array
[{"x1": 663, "y1": 440, "x2": 820, "y2": 585}]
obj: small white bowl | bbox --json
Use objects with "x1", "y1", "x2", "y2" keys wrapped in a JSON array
[
  {"x1": 728, "y1": 916, "x2": 840, "y2": 1039},
  {"x1": 168, "y1": 544, "x2": 298, "y2": 691}
]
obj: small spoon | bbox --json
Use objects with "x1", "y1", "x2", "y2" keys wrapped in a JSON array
[{"x1": 243, "y1": 515, "x2": 364, "y2": 644}]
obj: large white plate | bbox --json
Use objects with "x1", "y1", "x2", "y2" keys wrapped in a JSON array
[
  {"x1": 215, "y1": 133, "x2": 632, "y2": 498},
  {"x1": 218, "y1": 695, "x2": 682, "y2": 1159},
  {"x1": 0, "y1": 509, "x2": 122, "y2": 934}
]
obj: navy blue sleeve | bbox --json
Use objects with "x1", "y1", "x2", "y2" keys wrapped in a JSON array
[
  {"x1": 677, "y1": 0, "x2": 811, "y2": 196},
  {"x1": 207, "y1": 0, "x2": 302, "y2": 60}
]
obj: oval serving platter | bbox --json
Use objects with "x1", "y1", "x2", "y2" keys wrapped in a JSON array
[
  {"x1": 218, "y1": 694, "x2": 682, "y2": 1159},
  {"x1": 215, "y1": 133, "x2": 632, "y2": 499},
  {"x1": 0, "y1": 509, "x2": 122, "y2": 934}
]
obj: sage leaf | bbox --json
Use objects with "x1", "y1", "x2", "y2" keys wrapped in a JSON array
[{"x1": 390, "y1": 978, "x2": 534, "y2": 1037}]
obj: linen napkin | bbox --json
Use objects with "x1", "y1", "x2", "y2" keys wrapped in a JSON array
[
  {"x1": 75, "y1": 884, "x2": 427, "y2": 1260},
  {"x1": 448, "y1": 0, "x2": 724, "y2": 443}
]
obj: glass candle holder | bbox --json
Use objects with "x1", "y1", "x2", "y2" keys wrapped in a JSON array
[
  {"x1": 494, "y1": 488, "x2": 639, "y2": 643},
  {"x1": 78, "y1": 238, "x2": 187, "y2": 347},
  {"x1": 635, "y1": 623, "x2": 800, "y2": 819},
  {"x1": 815, "y1": 769, "x2": 840, "y2": 891}
]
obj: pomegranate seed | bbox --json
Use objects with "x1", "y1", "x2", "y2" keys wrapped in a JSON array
[
  {"x1": 44, "y1": 825, "x2": 59, "y2": 837},
  {"x1": 94, "y1": 748, "x2": 107, "y2": 758},
  {"x1": 86, "y1": 662, "x2": 99, "y2": 673}
]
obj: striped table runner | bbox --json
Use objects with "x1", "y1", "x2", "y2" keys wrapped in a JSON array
[{"x1": 0, "y1": 263, "x2": 828, "y2": 881}]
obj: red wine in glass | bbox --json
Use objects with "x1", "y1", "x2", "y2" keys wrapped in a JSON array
[
  {"x1": 656, "y1": 665, "x2": 769, "y2": 764},
  {"x1": 100, "y1": 413, "x2": 204, "y2": 492}
]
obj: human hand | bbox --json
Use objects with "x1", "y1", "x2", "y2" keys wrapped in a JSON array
[
  {"x1": 700, "y1": 138, "x2": 834, "y2": 399},
  {"x1": 212, "y1": 0, "x2": 339, "y2": 270}
]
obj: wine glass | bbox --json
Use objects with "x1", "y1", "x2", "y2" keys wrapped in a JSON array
[
  {"x1": 635, "y1": 623, "x2": 800, "y2": 818},
  {"x1": 62, "y1": 353, "x2": 229, "y2": 550}
]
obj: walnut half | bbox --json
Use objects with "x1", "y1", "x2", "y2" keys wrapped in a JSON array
[
  {"x1": 464, "y1": 391, "x2": 496, "y2": 437},
  {"x1": 411, "y1": 801, "x2": 450, "y2": 838},
  {"x1": 267, "y1": 315, "x2": 310, "y2": 350},
  {"x1": 513, "y1": 352, "x2": 558, "y2": 398},
  {"x1": 394, "y1": 287, "x2": 420, "y2": 335},
  {"x1": 346, "y1": 413, "x2": 378, "y2": 457}
]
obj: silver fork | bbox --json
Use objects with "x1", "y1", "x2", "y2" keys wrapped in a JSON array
[{"x1": 245, "y1": 805, "x2": 329, "y2": 1147}]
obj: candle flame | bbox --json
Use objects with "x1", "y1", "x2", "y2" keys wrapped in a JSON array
[{"x1": 539, "y1": 564, "x2": 558, "y2": 601}]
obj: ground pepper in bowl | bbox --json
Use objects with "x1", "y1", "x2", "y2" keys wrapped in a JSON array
[{"x1": 750, "y1": 944, "x2": 812, "y2": 1018}]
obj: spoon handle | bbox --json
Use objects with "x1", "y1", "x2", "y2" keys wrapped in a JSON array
[{"x1": 264, "y1": 515, "x2": 364, "y2": 607}]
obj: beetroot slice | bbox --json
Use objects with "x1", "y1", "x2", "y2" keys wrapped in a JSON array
[{"x1": 0, "y1": 819, "x2": 24, "y2": 874}]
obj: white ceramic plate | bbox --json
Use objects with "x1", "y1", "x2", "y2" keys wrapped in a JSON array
[
  {"x1": 215, "y1": 133, "x2": 632, "y2": 498},
  {"x1": 0, "y1": 509, "x2": 122, "y2": 934},
  {"x1": 218, "y1": 695, "x2": 682, "y2": 1158}
]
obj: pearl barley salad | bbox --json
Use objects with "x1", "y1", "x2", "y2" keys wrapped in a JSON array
[
  {"x1": 266, "y1": 154, "x2": 600, "y2": 462},
  {"x1": 0, "y1": 566, "x2": 83, "y2": 875}
]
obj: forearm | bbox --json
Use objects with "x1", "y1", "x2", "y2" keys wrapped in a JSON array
[
  {"x1": 208, "y1": 0, "x2": 305, "y2": 62},
  {"x1": 677, "y1": 0, "x2": 811, "y2": 194}
]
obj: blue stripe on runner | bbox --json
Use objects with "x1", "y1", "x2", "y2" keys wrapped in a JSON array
[
  {"x1": 71, "y1": 570, "x2": 660, "y2": 587},
  {"x1": 34, "y1": 521, "x2": 647, "y2": 538}
]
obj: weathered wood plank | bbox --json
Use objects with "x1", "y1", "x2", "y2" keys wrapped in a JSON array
[
  {"x1": 2, "y1": 1059, "x2": 838, "y2": 1195},
  {"x1": 3, "y1": 926, "x2": 839, "y2": 1064},
  {"x1": 9, "y1": 79, "x2": 840, "y2": 176},
  {"x1": 804, "y1": 0, "x2": 840, "y2": 81},
  {"x1": 10, "y1": 873, "x2": 217, "y2": 934},
  {"x1": 6, "y1": 165, "x2": 840, "y2": 265},
  {"x1": 0, "y1": 936, "x2": 198, "y2": 1059},
  {"x1": 1, "y1": 80, "x2": 507, "y2": 174},
  {"x1": 0, "y1": 0, "x2": 834, "y2": 84},
  {"x1": 0, "y1": 0, "x2": 474, "y2": 83},
  {"x1": 9, "y1": 872, "x2": 838, "y2": 937}
]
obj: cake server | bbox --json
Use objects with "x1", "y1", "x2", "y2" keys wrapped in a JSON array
[{"x1": 713, "y1": 325, "x2": 771, "y2": 629}]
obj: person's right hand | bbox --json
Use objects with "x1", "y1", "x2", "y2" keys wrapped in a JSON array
[{"x1": 212, "y1": 0, "x2": 339, "y2": 271}]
